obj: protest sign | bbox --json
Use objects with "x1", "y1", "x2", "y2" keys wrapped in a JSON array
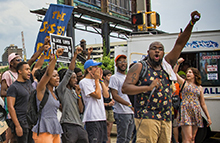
[
  {"x1": 34, "y1": 4, "x2": 74, "y2": 61},
  {"x1": 50, "y1": 34, "x2": 73, "y2": 63}
]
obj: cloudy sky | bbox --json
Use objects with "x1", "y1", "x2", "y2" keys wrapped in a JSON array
[{"x1": 0, "y1": 0, "x2": 219, "y2": 61}]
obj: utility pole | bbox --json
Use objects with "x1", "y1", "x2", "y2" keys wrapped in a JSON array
[
  {"x1": 65, "y1": 0, "x2": 75, "y2": 53},
  {"x1": 21, "y1": 31, "x2": 27, "y2": 61},
  {"x1": 101, "y1": 0, "x2": 110, "y2": 56}
]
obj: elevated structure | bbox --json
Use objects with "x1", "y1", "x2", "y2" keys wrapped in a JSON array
[
  {"x1": 85, "y1": 41, "x2": 127, "y2": 60},
  {"x1": 30, "y1": 0, "x2": 166, "y2": 61}
]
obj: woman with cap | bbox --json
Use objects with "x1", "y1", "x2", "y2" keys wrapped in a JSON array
[{"x1": 79, "y1": 59, "x2": 109, "y2": 143}]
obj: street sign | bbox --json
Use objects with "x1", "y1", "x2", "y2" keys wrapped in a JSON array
[{"x1": 50, "y1": 34, "x2": 73, "y2": 63}]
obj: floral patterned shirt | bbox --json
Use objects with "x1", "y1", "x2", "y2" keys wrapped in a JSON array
[{"x1": 134, "y1": 63, "x2": 172, "y2": 121}]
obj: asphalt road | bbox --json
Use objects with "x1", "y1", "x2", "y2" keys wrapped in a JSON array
[{"x1": 110, "y1": 134, "x2": 220, "y2": 143}]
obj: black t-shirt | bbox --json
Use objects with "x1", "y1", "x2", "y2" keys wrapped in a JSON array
[
  {"x1": 104, "y1": 90, "x2": 113, "y2": 110},
  {"x1": 7, "y1": 80, "x2": 34, "y2": 121}
]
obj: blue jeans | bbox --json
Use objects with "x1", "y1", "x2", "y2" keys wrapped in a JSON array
[{"x1": 114, "y1": 113, "x2": 135, "y2": 143}]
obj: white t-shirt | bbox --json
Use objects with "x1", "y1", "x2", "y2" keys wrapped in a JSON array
[
  {"x1": 79, "y1": 78, "x2": 106, "y2": 122},
  {"x1": 109, "y1": 72, "x2": 133, "y2": 114}
]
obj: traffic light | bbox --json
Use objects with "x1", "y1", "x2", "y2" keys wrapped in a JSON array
[
  {"x1": 151, "y1": 12, "x2": 160, "y2": 26},
  {"x1": 131, "y1": 13, "x2": 145, "y2": 25}
]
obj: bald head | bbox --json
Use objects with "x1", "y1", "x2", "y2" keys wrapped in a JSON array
[{"x1": 149, "y1": 41, "x2": 164, "y2": 51}]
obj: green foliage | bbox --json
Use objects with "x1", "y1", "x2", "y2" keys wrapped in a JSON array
[
  {"x1": 0, "y1": 66, "x2": 9, "y2": 73},
  {"x1": 76, "y1": 61, "x2": 85, "y2": 73},
  {"x1": 57, "y1": 62, "x2": 68, "y2": 72},
  {"x1": 97, "y1": 56, "x2": 114, "y2": 74}
]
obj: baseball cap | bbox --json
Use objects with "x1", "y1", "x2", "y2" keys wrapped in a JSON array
[
  {"x1": 84, "y1": 59, "x2": 102, "y2": 70},
  {"x1": 8, "y1": 53, "x2": 21, "y2": 64},
  {"x1": 115, "y1": 54, "x2": 127, "y2": 62}
]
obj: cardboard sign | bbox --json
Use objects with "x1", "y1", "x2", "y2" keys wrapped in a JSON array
[{"x1": 50, "y1": 34, "x2": 73, "y2": 63}]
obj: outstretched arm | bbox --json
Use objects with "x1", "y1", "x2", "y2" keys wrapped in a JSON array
[
  {"x1": 37, "y1": 48, "x2": 64, "y2": 101},
  {"x1": 87, "y1": 47, "x2": 93, "y2": 60},
  {"x1": 69, "y1": 47, "x2": 83, "y2": 71},
  {"x1": 173, "y1": 58, "x2": 185, "y2": 85},
  {"x1": 165, "y1": 11, "x2": 201, "y2": 66},
  {"x1": 31, "y1": 54, "x2": 46, "y2": 81},
  {"x1": 28, "y1": 37, "x2": 50, "y2": 66}
]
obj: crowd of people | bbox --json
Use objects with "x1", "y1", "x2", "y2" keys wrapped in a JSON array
[{"x1": 0, "y1": 10, "x2": 212, "y2": 143}]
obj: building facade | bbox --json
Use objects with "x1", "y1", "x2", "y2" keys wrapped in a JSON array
[
  {"x1": 85, "y1": 41, "x2": 127, "y2": 60},
  {"x1": 2, "y1": 44, "x2": 23, "y2": 65}
]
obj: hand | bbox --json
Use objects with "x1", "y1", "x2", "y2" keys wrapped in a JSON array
[
  {"x1": 74, "y1": 47, "x2": 83, "y2": 55},
  {"x1": 43, "y1": 37, "x2": 50, "y2": 52},
  {"x1": 191, "y1": 11, "x2": 201, "y2": 23},
  {"x1": 177, "y1": 58, "x2": 184, "y2": 64},
  {"x1": 56, "y1": 48, "x2": 64, "y2": 57},
  {"x1": 15, "y1": 125, "x2": 23, "y2": 137},
  {"x1": 88, "y1": 47, "x2": 93, "y2": 54},
  {"x1": 93, "y1": 68, "x2": 101, "y2": 80},
  {"x1": 207, "y1": 118, "x2": 212, "y2": 127},
  {"x1": 75, "y1": 85, "x2": 81, "y2": 95},
  {"x1": 43, "y1": 45, "x2": 50, "y2": 53},
  {"x1": 100, "y1": 68, "x2": 103, "y2": 79},
  {"x1": 149, "y1": 78, "x2": 161, "y2": 91},
  {"x1": 109, "y1": 100, "x2": 115, "y2": 106}
]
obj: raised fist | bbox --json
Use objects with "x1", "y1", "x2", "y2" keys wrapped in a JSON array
[
  {"x1": 75, "y1": 47, "x2": 83, "y2": 55},
  {"x1": 56, "y1": 48, "x2": 64, "y2": 57},
  {"x1": 191, "y1": 11, "x2": 201, "y2": 23}
]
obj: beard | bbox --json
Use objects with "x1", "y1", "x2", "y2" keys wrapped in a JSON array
[
  {"x1": 117, "y1": 66, "x2": 126, "y2": 72},
  {"x1": 148, "y1": 56, "x2": 162, "y2": 67}
]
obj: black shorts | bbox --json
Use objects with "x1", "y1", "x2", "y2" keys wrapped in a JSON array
[
  {"x1": 85, "y1": 121, "x2": 108, "y2": 143},
  {"x1": 61, "y1": 123, "x2": 89, "y2": 143}
]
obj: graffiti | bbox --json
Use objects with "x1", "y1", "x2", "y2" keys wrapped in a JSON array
[{"x1": 185, "y1": 40, "x2": 218, "y2": 49}]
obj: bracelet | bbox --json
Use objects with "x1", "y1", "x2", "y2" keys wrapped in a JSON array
[
  {"x1": 77, "y1": 94, "x2": 82, "y2": 99},
  {"x1": 176, "y1": 62, "x2": 179, "y2": 65},
  {"x1": 189, "y1": 20, "x2": 195, "y2": 26},
  {"x1": 99, "y1": 79, "x2": 104, "y2": 83},
  {"x1": 43, "y1": 51, "x2": 47, "y2": 56},
  {"x1": 53, "y1": 54, "x2": 59, "y2": 60},
  {"x1": 128, "y1": 104, "x2": 132, "y2": 108}
]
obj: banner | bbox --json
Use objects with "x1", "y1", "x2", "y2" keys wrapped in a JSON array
[
  {"x1": 50, "y1": 34, "x2": 73, "y2": 63},
  {"x1": 34, "y1": 4, "x2": 74, "y2": 61}
]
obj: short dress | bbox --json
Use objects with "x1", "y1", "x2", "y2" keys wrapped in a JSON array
[
  {"x1": 32, "y1": 90, "x2": 63, "y2": 134},
  {"x1": 178, "y1": 84, "x2": 203, "y2": 127}
]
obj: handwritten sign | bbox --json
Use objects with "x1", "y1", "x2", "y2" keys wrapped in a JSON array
[{"x1": 50, "y1": 34, "x2": 73, "y2": 63}]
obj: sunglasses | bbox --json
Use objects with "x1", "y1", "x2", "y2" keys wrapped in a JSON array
[
  {"x1": 15, "y1": 59, "x2": 22, "y2": 62},
  {"x1": 117, "y1": 61, "x2": 127, "y2": 64}
]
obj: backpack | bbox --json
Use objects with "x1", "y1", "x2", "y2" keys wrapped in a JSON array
[
  {"x1": 26, "y1": 88, "x2": 49, "y2": 134},
  {"x1": 172, "y1": 80, "x2": 186, "y2": 111},
  {"x1": 138, "y1": 60, "x2": 148, "y2": 84}
]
